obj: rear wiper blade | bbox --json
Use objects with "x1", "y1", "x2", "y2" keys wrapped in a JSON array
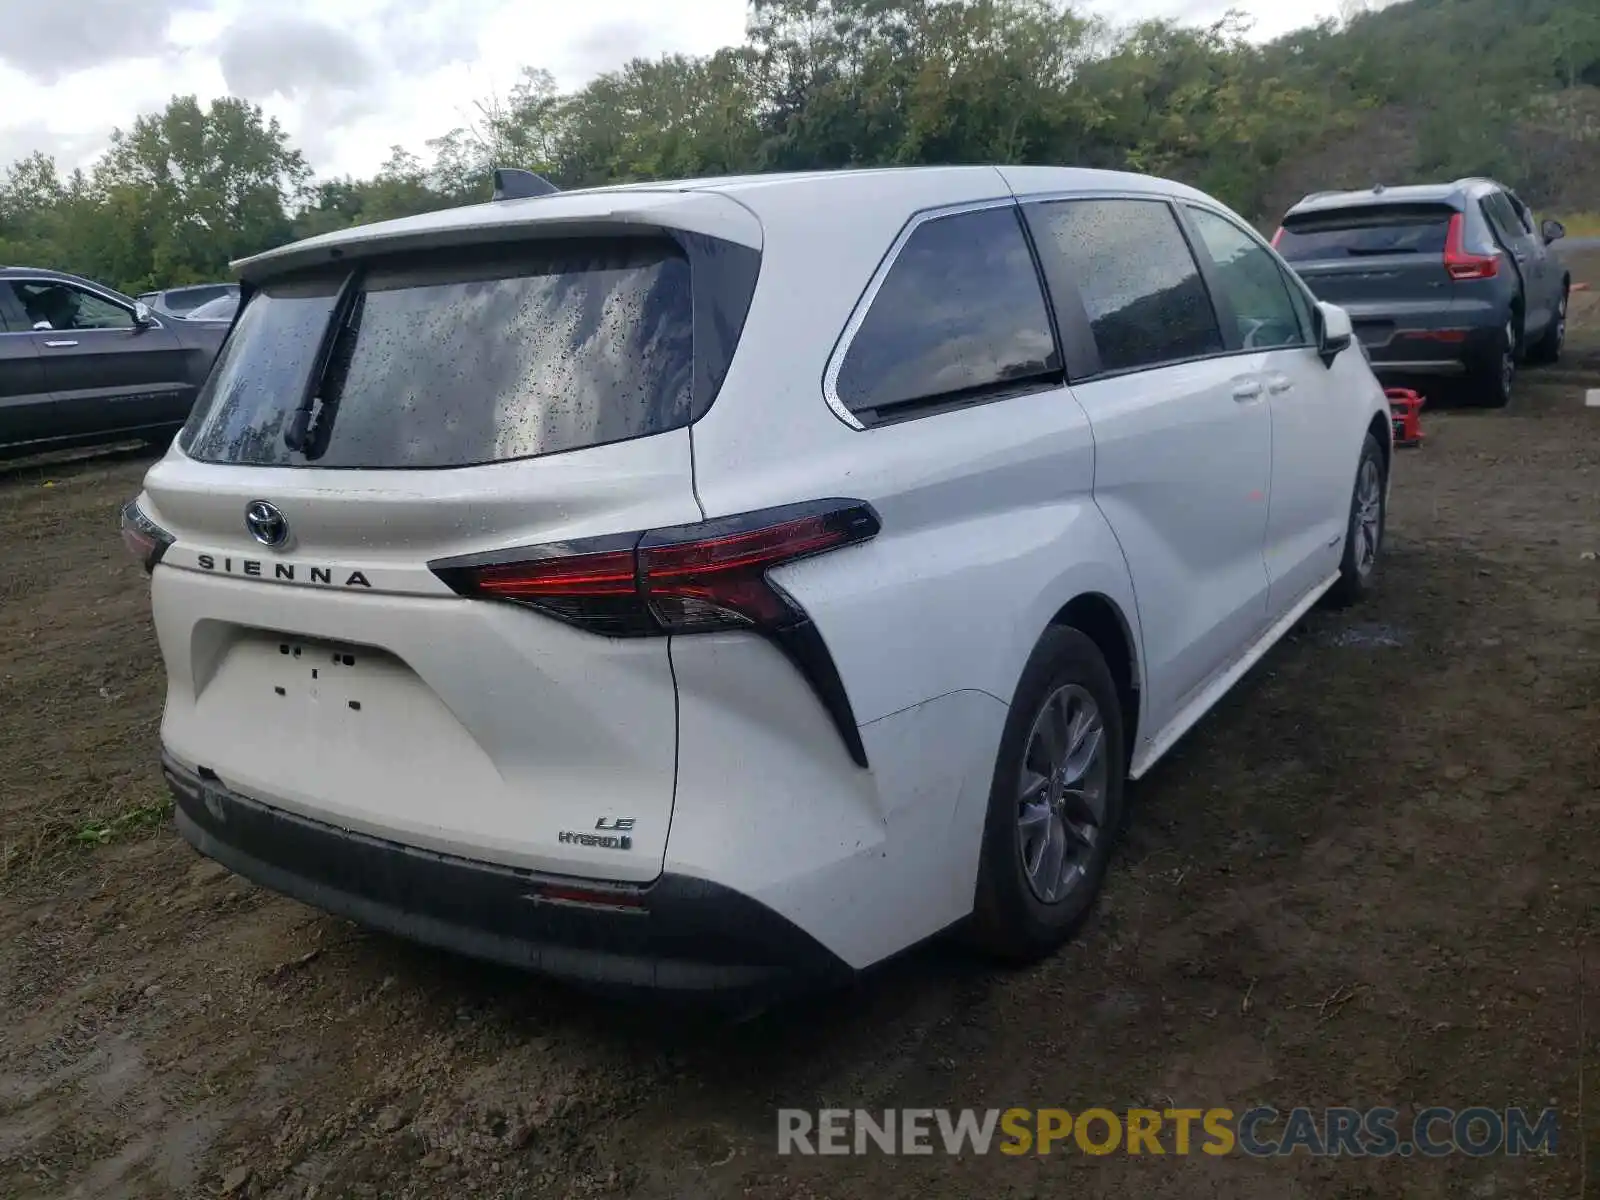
[
  {"x1": 1343, "y1": 247, "x2": 1417, "y2": 256},
  {"x1": 284, "y1": 270, "x2": 361, "y2": 453},
  {"x1": 302, "y1": 291, "x2": 366, "y2": 461}
]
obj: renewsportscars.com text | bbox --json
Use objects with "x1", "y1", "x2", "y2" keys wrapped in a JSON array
[{"x1": 777, "y1": 1106, "x2": 1559, "y2": 1158}]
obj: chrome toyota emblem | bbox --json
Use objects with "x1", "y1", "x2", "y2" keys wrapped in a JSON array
[{"x1": 244, "y1": 500, "x2": 289, "y2": 548}]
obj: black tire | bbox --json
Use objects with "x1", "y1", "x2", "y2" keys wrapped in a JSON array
[
  {"x1": 968, "y1": 627, "x2": 1126, "y2": 963},
  {"x1": 1325, "y1": 432, "x2": 1387, "y2": 609},
  {"x1": 1526, "y1": 285, "x2": 1569, "y2": 366},
  {"x1": 1466, "y1": 316, "x2": 1515, "y2": 408}
]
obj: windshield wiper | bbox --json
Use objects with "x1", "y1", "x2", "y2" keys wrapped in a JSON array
[
  {"x1": 302, "y1": 291, "x2": 366, "y2": 461},
  {"x1": 284, "y1": 269, "x2": 361, "y2": 453}
]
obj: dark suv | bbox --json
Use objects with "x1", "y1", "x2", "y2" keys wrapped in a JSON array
[
  {"x1": 0, "y1": 267, "x2": 228, "y2": 458},
  {"x1": 1273, "y1": 179, "x2": 1569, "y2": 406}
]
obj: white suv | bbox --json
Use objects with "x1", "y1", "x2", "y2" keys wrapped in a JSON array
[{"x1": 122, "y1": 166, "x2": 1392, "y2": 997}]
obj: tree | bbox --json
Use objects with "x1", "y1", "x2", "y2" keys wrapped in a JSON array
[
  {"x1": 88, "y1": 95, "x2": 309, "y2": 291},
  {"x1": 4, "y1": 0, "x2": 1600, "y2": 289}
]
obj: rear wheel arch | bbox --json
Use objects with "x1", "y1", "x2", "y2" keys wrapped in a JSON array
[
  {"x1": 1366, "y1": 410, "x2": 1391, "y2": 478},
  {"x1": 1046, "y1": 593, "x2": 1140, "y2": 769}
]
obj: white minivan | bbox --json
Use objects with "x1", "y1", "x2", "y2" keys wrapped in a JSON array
[{"x1": 122, "y1": 165, "x2": 1392, "y2": 997}]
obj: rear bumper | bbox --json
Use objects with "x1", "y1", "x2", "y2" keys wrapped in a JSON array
[
  {"x1": 1362, "y1": 320, "x2": 1504, "y2": 378},
  {"x1": 163, "y1": 752, "x2": 851, "y2": 999}
]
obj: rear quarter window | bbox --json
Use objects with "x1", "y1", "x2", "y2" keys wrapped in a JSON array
[
  {"x1": 181, "y1": 237, "x2": 703, "y2": 469},
  {"x1": 832, "y1": 205, "x2": 1060, "y2": 421}
]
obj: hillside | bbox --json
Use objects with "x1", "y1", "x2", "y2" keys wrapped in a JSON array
[
  {"x1": 1260, "y1": 0, "x2": 1600, "y2": 218},
  {"x1": 1263, "y1": 88, "x2": 1600, "y2": 223},
  {"x1": 2, "y1": 0, "x2": 1598, "y2": 293}
]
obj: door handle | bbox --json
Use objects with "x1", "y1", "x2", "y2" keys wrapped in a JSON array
[
  {"x1": 1231, "y1": 380, "x2": 1264, "y2": 401},
  {"x1": 42, "y1": 339, "x2": 79, "y2": 348},
  {"x1": 1266, "y1": 374, "x2": 1294, "y2": 395}
]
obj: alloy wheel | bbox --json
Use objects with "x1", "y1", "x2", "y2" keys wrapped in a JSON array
[
  {"x1": 1017, "y1": 684, "x2": 1109, "y2": 904},
  {"x1": 1354, "y1": 456, "x2": 1382, "y2": 577}
]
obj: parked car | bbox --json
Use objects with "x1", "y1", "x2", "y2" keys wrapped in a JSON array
[
  {"x1": 0, "y1": 268, "x2": 230, "y2": 458},
  {"x1": 136, "y1": 282, "x2": 240, "y2": 322},
  {"x1": 183, "y1": 292, "x2": 239, "y2": 323},
  {"x1": 1273, "y1": 179, "x2": 1569, "y2": 406},
  {"x1": 122, "y1": 165, "x2": 1393, "y2": 1000}
]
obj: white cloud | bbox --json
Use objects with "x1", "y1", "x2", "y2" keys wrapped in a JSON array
[
  {"x1": 1, "y1": 0, "x2": 1338, "y2": 181},
  {"x1": 0, "y1": 0, "x2": 210, "y2": 83},
  {"x1": 216, "y1": 15, "x2": 376, "y2": 100}
]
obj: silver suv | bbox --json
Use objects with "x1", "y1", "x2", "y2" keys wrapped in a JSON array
[{"x1": 1274, "y1": 179, "x2": 1569, "y2": 407}]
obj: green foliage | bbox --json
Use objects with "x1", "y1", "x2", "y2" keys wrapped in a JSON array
[
  {"x1": 74, "y1": 796, "x2": 172, "y2": 847},
  {"x1": 2, "y1": 0, "x2": 1596, "y2": 295},
  {"x1": 1, "y1": 96, "x2": 307, "y2": 294}
]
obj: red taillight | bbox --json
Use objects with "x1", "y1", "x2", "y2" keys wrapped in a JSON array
[
  {"x1": 119, "y1": 500, "x2": 174, "y2": 573},
  {"x1": 429, "y1": 500, "x2": 881, "y2": 768},
  {"x1": 1443, "y1": 213, "x2": 1499, "y2": 281},
  {"x1": 431, "y1": 501, "x2": 880, "y2": 637},
  {"x1": 640, "y1": 513, "x2": 861, "y2": 630},
  {"x1": 1270, "y1": 226, "x2": 1285, "y2": 247}
]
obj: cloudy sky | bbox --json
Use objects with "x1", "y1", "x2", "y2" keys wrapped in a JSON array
[{"x1": 0, "y1": 0, "x2": 1344, "y2": 181}]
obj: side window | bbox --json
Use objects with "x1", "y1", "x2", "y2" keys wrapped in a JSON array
[
  {"x1": 1506, "y1": 192, "x2": 1536, "y2": 235},
  {"x1": 1481, "y1": 194, "x2": 1521, "y2": 245},
  {"x1": 14, "y1": 281, "x2": 134, "y2": 331},
  {"x1": 1185, "y1": 206, "x2": 1309, "y2": 349},
  {"x1": 1027, "y1": 198, "x2": 1223, "y2": 374},
  {"x1": 834, "y1": 205, "x2": 1060, "y2": 419}
]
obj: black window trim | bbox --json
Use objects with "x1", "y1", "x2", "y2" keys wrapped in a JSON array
[
  {"x1": 0, "y1": 275, "x2": 160, "y2": 334},
  {"x1": 821, "y1": 197, "x2": 1067, "y2": 431},
  {"x1": 1175, "y1": 201, "x2": 1317, "y2": 354}
]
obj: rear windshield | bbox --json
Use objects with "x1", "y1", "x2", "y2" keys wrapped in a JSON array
[
  {"x1": 180, "y1": 237, "x2": 697, "y2": 469},
  {"x1": 1276, "y1": 204, "x2": 1455, "y2": 262}
]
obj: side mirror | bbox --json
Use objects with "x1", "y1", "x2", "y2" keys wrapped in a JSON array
[
  {"x1": 1541, "y1": 218, "x2": 1565, "y2": 245},
  {"x1": 133, "y1": 301, "x2": 154, "y2": 328},
  {"x1": 1315, "y1": 301, "x2": 1353, "y2": 366}
]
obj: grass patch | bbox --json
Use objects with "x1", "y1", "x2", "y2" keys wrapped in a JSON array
[
  {"x1": 0, "y1": 792, "x2": 173, "y2": 890},
  {"x1": 73, "y1": 796, "x2": 173, "y2": 847},
  {"x1": 1553, "y1": 212, "x2": 1600, "y2": 237}
]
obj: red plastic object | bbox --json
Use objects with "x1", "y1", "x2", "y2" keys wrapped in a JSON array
[{"x1": 1385, "y1": 387, "x2": 1425, "y2": 448}]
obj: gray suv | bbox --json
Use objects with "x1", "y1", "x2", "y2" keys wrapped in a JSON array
[
  {"x1": 136, "y1": 282, "x2": 241, "y2": 322},
  {"x1": 1274, "y1": 179, "x2": 1569, "y2": 406}
]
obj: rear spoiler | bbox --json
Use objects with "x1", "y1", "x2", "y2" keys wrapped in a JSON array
[{"x1": 491, "y1": 168, "x2": 559, "y2": 202}]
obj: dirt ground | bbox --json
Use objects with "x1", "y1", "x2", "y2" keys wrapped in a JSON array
[{"x1": 3, "y1": 260, "x2": 1599, "y2": 1200}]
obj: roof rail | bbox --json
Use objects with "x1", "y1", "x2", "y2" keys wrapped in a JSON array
[{"x1": 491, "y1": 167, "x2": 559, "y2": 202}]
